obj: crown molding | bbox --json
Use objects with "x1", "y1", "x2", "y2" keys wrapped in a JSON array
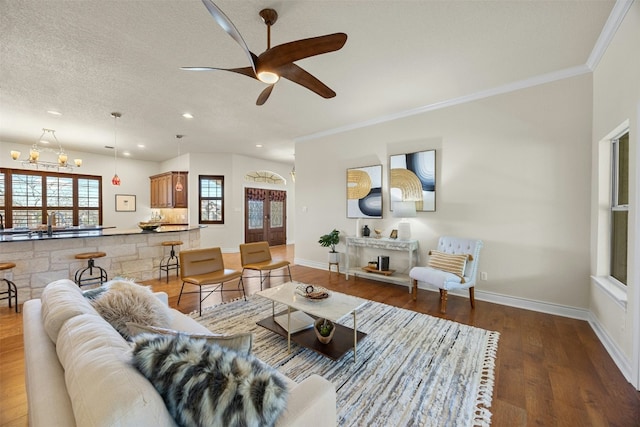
[
  {"x1": 297, "y1": 64, "x2": 591, "y2": 143},
  {"x1": 297, "y1": 0, "x2": 633, "y2": 144},
  {"x1": 587, "y1": 0, "x2": 634, "y2": 70}
]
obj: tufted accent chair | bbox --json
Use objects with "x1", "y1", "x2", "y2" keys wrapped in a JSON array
[{"x1": 409, "y1": 236, "x2": 483, "y2": 313}]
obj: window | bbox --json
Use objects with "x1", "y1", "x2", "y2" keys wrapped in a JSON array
[
  {"x1": 610, "y1": 132, "x2": 629, "y2": 285},
  {"x1": 0, "y1": 168, "x2": 102, "y2": 228},
  {"x1": 199, "y1": 175, "x2": 224, "y2": 224}
]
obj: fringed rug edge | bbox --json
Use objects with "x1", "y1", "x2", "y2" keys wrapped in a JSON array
[{"x1": 473, "y1": 330, "x2": 500, "y2": 426}]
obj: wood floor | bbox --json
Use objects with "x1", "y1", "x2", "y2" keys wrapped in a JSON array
[{"x1": 1, "y1": 244, "x2": 639, "y2": 426}]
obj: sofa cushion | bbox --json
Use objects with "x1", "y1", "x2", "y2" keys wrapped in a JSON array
[
  {"x1": 126, "y1": 322, "x2": 253, "y2": 355},
  {"x1": 56, "y1": 314, "x2": 176, "y2": 427},
  {"x1": 41, "y1": 279, "x2": 100, "y2": 343},
  {"x1": 131, "y1": 333, "x2": 288, "y2": 427},
  {"x1": 89, "y1": 280, "x2": 171, "y2": 339}
]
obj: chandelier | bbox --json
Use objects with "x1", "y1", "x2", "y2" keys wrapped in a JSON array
[{"x1": 10, "y1": 129, "x2": 82, "y2": 172}]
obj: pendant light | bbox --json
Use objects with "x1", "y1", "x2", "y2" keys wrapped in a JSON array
[
  {"x1": 111, "y1": 112, "x2": 121, "y2": 186},
  {"x1": 175, "y1": 134, "x2": 184, "y2": 192}
]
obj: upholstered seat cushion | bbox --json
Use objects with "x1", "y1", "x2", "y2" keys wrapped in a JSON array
[
  {"x1": 41, "y1": 279, "x2": 101, "y2": 343},
  {"x1": 56, "y1": 314, "x2": 175, "y2": 427},
  {"x1": 126, "y1": 322, "x2": 253, "y2": 355},
  {"x1": 409, "y1": 266, "x2": 467, "y2": 291}
]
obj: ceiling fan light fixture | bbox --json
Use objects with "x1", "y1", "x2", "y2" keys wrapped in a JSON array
[{"x1": 257, "y1": 70, "x2": 279, "y2": 84}]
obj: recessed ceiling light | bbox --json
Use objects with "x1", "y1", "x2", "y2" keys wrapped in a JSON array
[
  {"x1": 46, "y1": 110, "x2": 62, "y2": 116},
  {"x1": 255, "y1": 144, "x2": 263, "y2": 148},
  {"x1": 137, "y1": 144, "x2": 145, "y2": 149},
  {"x1": 123, "y1": 151, "x2": 131, "y2": 157},
  {"x1": 182, "y1": 113, "x2": 194, "y2": 119}
]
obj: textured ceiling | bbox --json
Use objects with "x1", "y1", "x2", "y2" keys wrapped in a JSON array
[{"x1": 0, "y1": 0, "x2": 617, "y2": 165}]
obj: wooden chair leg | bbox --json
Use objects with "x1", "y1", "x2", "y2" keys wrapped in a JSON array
[
  {"x1": 469, "y1": 286, "x2": 475, "y2": 309},
  {"x1": 439, "y1": 289, "x2": 448, "y2": 313},
  {"x1": 412, "y1": 279, "x2": 418, "y2": 301}
]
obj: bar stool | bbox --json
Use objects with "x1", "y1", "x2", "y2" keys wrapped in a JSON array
[
  {"x1": 160, "y1": 240, "x2": 183, "y2": 282},
  {"x1": 0, "y1": 262, "x2": 19, "y2": 313},
  {"x1": 74, "y1": 252, "x2": 108, "y2": 288}
]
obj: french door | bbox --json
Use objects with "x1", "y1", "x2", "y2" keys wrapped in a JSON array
[{"x1": 244, "y1": 188, "x2": 287, "y2": 246}]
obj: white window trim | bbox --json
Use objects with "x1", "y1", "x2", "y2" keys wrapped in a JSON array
[
  {"x1": 594, "y1": 120, "x2": 630, "y2": 308},
  {"x1": 591, "y1": 275, "x2": 628, "y2": 309}
]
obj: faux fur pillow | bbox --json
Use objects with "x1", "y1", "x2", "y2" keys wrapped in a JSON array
[
  {"x1": 126, "y1": 322, "x2": 253, "y2": 355},
  {"x1": 89, "y1": 280, "x2": 171, "y2": 339},
  {"x1": 131, "y1": 333, "x2": 288, "y2": 427}
]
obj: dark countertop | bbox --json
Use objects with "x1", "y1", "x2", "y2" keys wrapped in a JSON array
[{"x1": 0, "y1": 225, "x2": 203, "y2": 243}]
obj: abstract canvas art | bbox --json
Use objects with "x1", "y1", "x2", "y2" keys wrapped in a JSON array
[
  {"x1": 390, "y1": 150, "x2": 436, "y2": 212},
  {"x1": 347, "y1": 165, "x2": 382, "y2": 218}
]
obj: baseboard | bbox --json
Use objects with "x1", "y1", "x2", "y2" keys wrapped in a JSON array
[
  {"x1": 296, "y1": 257, "x2": 635, "y2": 388},
  {"x1": 587, "y1": 313, "x2": 633, "y2": 385},
  {"x1": 295, "y1": 258, "x2": 590, "y2": 320}
]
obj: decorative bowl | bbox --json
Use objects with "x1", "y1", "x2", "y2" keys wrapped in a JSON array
[
  {"x1": 314, "y1": 318, "x2": 335, "y2": 344},
  {"x1": 138, "y1": 222, "x2": 161, "y2": 231},
  {"x1": 295, "y1": 284, "x2": 330, "y2": 300}
]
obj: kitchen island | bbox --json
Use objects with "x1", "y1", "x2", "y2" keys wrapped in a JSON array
[{"x1": 0, "y1": 226, "x2": 202, "y2": 302}]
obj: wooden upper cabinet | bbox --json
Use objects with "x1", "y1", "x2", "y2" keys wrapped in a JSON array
[{"x1": 150, "y1": 172, "x2": 188, "y2": 208}]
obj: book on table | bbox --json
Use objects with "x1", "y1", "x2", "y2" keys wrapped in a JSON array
[{"x1": 273, "y1": 311, "x2": 314, "y2": 333}]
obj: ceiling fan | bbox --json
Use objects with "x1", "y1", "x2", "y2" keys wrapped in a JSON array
[{"x1": 181, "y1": 0, "x2": 347, "y2": 105}]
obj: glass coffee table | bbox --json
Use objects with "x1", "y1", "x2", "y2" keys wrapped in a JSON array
[{"x1": 256, "y1": 281, "x2": 367, "y2": 362}]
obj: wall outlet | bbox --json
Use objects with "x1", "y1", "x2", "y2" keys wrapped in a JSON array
[{"x1": 480, "y1": 272, "x2": 488, "y2": 281}]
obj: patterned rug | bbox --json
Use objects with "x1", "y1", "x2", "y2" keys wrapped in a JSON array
[{"x1": 192, "y1": 294, "x2": 499, "y2": 427}]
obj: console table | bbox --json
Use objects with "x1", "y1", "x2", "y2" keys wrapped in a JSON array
[{"x1": 345, "y1": 237, "x2": 419, "y2": 293}]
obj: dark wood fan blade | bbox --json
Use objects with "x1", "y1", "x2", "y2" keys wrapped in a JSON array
[
  {"x1": 278, "y1": 63, "x2": 336, "y2": 99},
  {"x1": 258, "y1": 33, "x2": 347, "y2": 70},
  {"x1": 181, "y1": 66, "x2": 257, "y2": 79},
  {"x1": 200, "y1": 0, "x2": 256, "y2": 72},
  {"x1": 256, "y1": 85, "x2": 275, "y2": 105}
]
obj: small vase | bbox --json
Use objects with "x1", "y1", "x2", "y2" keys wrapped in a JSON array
[
  {"x1": 362, "y1": 225, "x2": 370, "y2": 237},
  {"x1": 314, "y1": 318, "x2": 335, "y2": 344}
]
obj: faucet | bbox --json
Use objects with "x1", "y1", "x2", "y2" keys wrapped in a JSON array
[{"x1": 47, "y1": 212, "x2": 65, "y2": 236}]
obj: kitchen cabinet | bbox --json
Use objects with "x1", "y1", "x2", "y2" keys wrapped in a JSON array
[{"x1": 150, "y1": 172, "x2": 188, "y2": 208}]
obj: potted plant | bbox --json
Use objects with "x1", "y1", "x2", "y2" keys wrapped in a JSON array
[
  {"x1": 318, "y1": 229, "x2": 340, "y2": 264},
  {"x1": 314, "y1": 318, "x2": 335, "y2": 344}
]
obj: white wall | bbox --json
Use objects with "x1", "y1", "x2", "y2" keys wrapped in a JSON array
[
  {"x1": 1, "y1": 142, "x2": 294, "y2": 251},
  {"x1": 161, "y1": 152, "x2": 294, "y2": 252},
  {"x1": 591, "y1": 0, "x2": 639, "y2": 388},
  {"x1": 0, "y1": 141, "x2": 159, "y2": 228},
  {"x1": 295, "y1": 74, "x2": 593, "y2": 311}
]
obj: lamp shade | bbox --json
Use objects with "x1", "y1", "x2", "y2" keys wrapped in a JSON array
[{"x1": 392, "y1": 201, "x2": 417, "y2": 218}]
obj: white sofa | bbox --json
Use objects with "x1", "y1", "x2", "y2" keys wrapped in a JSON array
[{"x1": 23, "y1": 279, "x2": 336, "y2": 427}]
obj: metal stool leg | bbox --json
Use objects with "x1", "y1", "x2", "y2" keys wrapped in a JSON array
[
  {"x1": 1, "y1": 278, "x2": 19, "y2": 313},
  {"x1": 160, "y1": 244, "x2": 180, "y2": 283},
  {"x1": 75, "y1": 258, "x2": 108, "y2": 288}
]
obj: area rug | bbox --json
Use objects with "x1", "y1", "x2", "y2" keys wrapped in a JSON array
[{"x1": 192, "y1": 294, "x2": 499, "y2": 427}]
